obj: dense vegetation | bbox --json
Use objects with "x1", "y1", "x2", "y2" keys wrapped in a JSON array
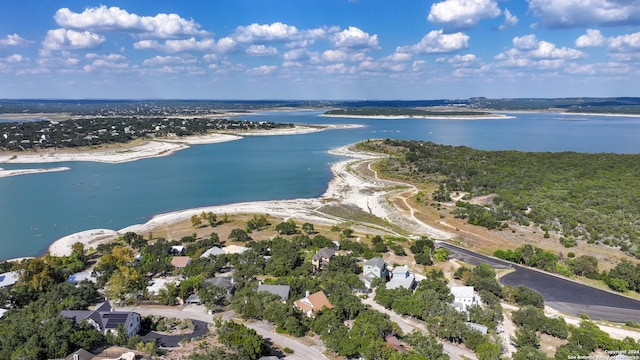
[
  {"x1": 0, "y1": 117, "x2": 293, "y2": 151},
  {"x1": 356, "y1": 139, "x2": 640, "y2": 258}
]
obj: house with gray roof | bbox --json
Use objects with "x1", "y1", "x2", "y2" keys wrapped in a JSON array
[
  {"x1": 312, "y1": 247, "x2": 336, "y2": 270},
  {"x1": 361, "y1": 257, "x2": 388, "y2": 289},
  {"x1": 257, "y1": 284, "x2": 290, "y2": 301},
  {"x1": 61, "y1": 301, "x2": 141, "y2": 338},
  {"x1": 387, "y1": 265, "x2": 416, "y2": 290},
  {"x1": 201, "y1": 246, "x2": 225, "y2": 258},
  {"x1": 451, "y1": 286, "x2": 477, "y2": 312}
]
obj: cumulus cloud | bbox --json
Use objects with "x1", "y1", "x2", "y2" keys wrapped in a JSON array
[
  {"x1": 528, "y1": 0, "x2": 640, "y2": 28},
  {"x1": 83, "y1": 53, "x2": 131, "y2": 72},
  {"x1": 331, "y1": 26, "x2": 379, "y2": 50},
  {"x1": 233, "y1": 22, "x2": 299, "y2": 43},
  {"x1": 54, "y1": 6, "x2": 208, "y2": 38},
  {"x1": 448, "y1": 53, "x2": 479, "y2": 66},
  {"x1": 245, "y1": 44, "x2": 278, "y2": 56},
  {"x1": 133, "y1": 38, "x2": 216, "y2": 52},
  {"x1": 43, "y1": 29, "x2": 105, "y2": 50},
  {"x1": 497, "y1": 9, "x2": 519, "y2": 30},
  {"x1": 0, "y1": 34, "x2": 30, "y2": 47},
  {"x1": 576, "y1": 29, "x2": 640, "y2": 53},
  {"x1": 428, "y1": 0, "x2": 501, "y2": 30},
  {"x1": 321, "y1": 49, "x2": 368, "y2": 62},
  {"x1": 246, "y1": 65, "x2": 277, "y2": 75},
  {"x1": 495, "y1": 34, "x2": 585, "y2": 69},
  {"x1": 397, "y1": 30, "x2": 469, "y2": 54},
  {"x1": 143, "y1": 54, "x2": 198, "y2": 66},
  {"x1": 575, "y1": 29, "x2": 607, "y2": 48},
  {"x1": 5, "y1": 54, "x2": 28, "y2": 63}
]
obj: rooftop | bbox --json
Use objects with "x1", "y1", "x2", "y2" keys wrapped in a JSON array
[{"x1": 257, "y1": 284, "x2": 290, "y2": 301}]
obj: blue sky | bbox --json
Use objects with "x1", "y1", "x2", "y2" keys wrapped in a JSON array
[{"x1": 0, "y1": 0, "x2": 639, "y2": 99}]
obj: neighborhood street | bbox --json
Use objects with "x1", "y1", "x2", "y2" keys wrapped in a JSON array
[{"x1": 117, "y1": 305, "x2": 328, "y2": 360}]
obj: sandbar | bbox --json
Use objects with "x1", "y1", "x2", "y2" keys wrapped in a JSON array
[
  {"x1": 321, "y1": 113, "x2": 513, "y2": 120},
  {"x1": 0, "y1": 166, "x2": 71, "y2": 178}
]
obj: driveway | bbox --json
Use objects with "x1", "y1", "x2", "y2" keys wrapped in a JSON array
[
  {"x1": 139, "y1": 319, "x2": 208, "y2": 347},
  {"x1": 438, "y1": 241, "x2": 640, "y2": 322},
  {"x1": 117, "y1": 305, "x2": 328, "y2": 359}
]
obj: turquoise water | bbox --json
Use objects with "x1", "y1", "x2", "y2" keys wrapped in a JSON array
[{"x1": 2, "y1": 111, "x2": 640, "y2": 260}]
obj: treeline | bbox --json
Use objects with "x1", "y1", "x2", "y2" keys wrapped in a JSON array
[
  {"x1": 356, "y1": 139, "x2": 640, "y2": 258},
  {"x1": 0, "y1": 117, "x2": 293, "y2": 151}
]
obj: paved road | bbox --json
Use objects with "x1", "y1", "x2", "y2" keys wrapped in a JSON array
[
  {"x1": 361, "y1": 295, "x2": 477, "y2": 360},
  {"x1": 118, "y1": 305, "x2": 328, "y2": 359},
  {"x1": 438, "y1": 241, "x2": 640, "y2": 322}
]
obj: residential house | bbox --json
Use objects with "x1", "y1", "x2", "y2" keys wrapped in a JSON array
[
  {"x1": 466, "y1": 322, "x2": 488, "y2": 334},
  {"x1": 257, "y1": 284, "x2": 290, "y2": 301},
  {"x1": 0, "y1": 270, "x2": 19, "y2": 289},
  {"x1": 200, "y1": 246, "x2": 225, "y2": 258},
  {"x1": 361, "y1": 257, "x2": 388, "y2": 289},
  {"x1": 451, "y1": 286, "x2": 477, "y2": 312},
  {"x1": 204, "y1": 277, "x2": 235, "y2": 299},
  {"x1": 311, "y1": 247, "x2": 336, "y2": 270},
  {"x1": 67, "y1": 271, "x2": 97, "y2": 284},
  {"x1": 387, "y1": 265, "x2": 416, "y2": 290},
  {"x1": 293, "y1": 290, "x2": 334, "y2": 317},
  {"x1": 171, "y1": 256, "x2": 192, "y2": 269},
  {"x1": 170, "y1": 245, "x2": 186, "y2": 255},
  {"x1": 51, "y1": 348, "x2": 95, "y2": 360},
  {"x1": 61, "y1": 301, "x2": 141, "y2": 338},
  {"x1": 385, "y1": 335, "x2": 405, "y2": 353},
  {"x1": 0, "y1": 308, "x2": 7, "y2": 318}
]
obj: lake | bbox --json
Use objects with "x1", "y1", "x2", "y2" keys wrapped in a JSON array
[{"x1": 2, "y1": 110, "x2": 640, "y2": 260}]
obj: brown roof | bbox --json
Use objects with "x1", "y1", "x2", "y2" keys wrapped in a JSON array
[
  {"x1": 171, "y1": 256, "x2": 191, "y2": 268},
  {"x1": 294, "y1": 291, "x2": 334, "y2": 314}
]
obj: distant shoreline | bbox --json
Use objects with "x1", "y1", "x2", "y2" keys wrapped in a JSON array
[
  {"x1": 0, "y1": 125, "x2": 362, "y2": 177},
  {"x1": 321, "y1": 113, "x2": 514, "y2": 120}
]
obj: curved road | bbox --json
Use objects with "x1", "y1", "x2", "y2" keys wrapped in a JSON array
[{"x1": 438, "y1": 241, "x2": 640, "y2": 323}]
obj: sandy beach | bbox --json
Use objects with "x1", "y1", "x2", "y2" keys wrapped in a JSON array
[
  {"x1": 47, "y1": 143, "x2": 451, "y2": 257},
  {"x1": 321, "y1": 113, "x2": 514, "y2": 120},
  {"x1": 0, "y1": 166, "x2": 71, "y2": 178}
]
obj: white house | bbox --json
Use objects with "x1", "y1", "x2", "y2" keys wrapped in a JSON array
[
  {"x1": 361, "y1": 257, "x2": 389, "y2": 289},
  {"x1": 387, "y1": 265, "x2": 416, "y2": 290},
  {"x1": 0, "y1": 271, "x2": 20, "y2": 289},
  {"x1": 451, "y1": 286, "x2": 477, "y2": 312}
]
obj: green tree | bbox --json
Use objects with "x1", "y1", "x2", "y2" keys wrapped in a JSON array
[
  {"x1": 228, "y1": 228, "x2": 251, "y2": 242},
  {"x1": 572, "y1": 255, "x2": 599, "y2": 279},
  {"x1": 275, "y1": 220, "x2": 298, "y2": 235},
  {"x1": 434, "y1": 248, "x2": 451, "y2": 262},
  {"x1": 476, "y1": 341, "x2": 502, "y2": 360},
  {"x1": 302, "y1": 222, "x2": 315, "y2": 234}
]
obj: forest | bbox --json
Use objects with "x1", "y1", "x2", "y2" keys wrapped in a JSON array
[{"x1": 355, "y1": 139, "x2": 640, "y2": 258}]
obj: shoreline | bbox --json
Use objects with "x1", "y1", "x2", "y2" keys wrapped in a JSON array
[
  {"x1": 0, "y1": 166, "x2": 71, "y2": 178},
  {"x1": 0, "y1": 125, "x2": 341, "y2": 169},
  {"x1": 46, "y1": 143, "x2": 450, "y2": 257},
  {"x1": 321, "y1": 113, "x2": 514, "y2": 120}
]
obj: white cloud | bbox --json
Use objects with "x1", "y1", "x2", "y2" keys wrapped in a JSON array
[
  {"x1": 246, "y1": 45, "x2": 278, "y2": 56},
  {"x1": 498, "y1": 9, "x2": 519, "y2": 30},
  {"x1": 575, "y1": 29, "x2": 640, "y2": 53},
  {"x1": 428, "y1": 0, "x2": 501, "y2": 30},
  {"x1": 233, "y1": 22, "x2": 299, "y2": 43},
  {"x1": 528, "y1": 0, "x2": 640, "y2": 28},
  {"x1": 4, "y1": 54, "x2": 27, "y2": 63},
  {"x1": 133, "y1": 38, "x2": 216, "y2": 52},
  {"x1": 448, "y1": 54, "x2": 479, "y2": 66},
  {"x1": 0, "y1": 34, "x2": 30, "y2": 47},
  {"x1": 83, "y1": 53, "x2": 131, "y2": 72},
  {"x1": 143, "y1": 54, "x2": 198, "y2": 66},
  {"x1": 283, "y1": 48, "x2": 310, "y2": 62},
  {"x1": 246, "y1": 65, "x2": 277, "y2": 75},
  {"x1": 331, "y1": 26, "x2": 379, "y2": 50},
  {"x1": 607, "y1": 32, "x2": 640, "y2": 52},
  {"x1": 54, "y1": 6, "x2": 208, "y2": 39},
  {"x1": 397, "y1": 30, "x2": 469, "y2": 54},
  {"x1": 216, "y1": 37, "x2": 239, "y2": 53},
  {"x1": 575, "y1": 29, "x2": 607, "y2": 48},
  {"x1": 43, "y1": 29, "x2": 105, "y2": 50},
  {"x1": 495, "y1": 34, "x2": 585, "y2": 70}
]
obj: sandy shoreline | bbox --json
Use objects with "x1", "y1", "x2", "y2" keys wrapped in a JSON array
[
  {"x1": 0, "y1": 166, "x2": 71, "y2": 178},
  {"x1": 321, "y1": 113, "x2": 514, "y2": 120},
  {"x1": 46, "y1": 143, "x2": 451, "y2": 257}
]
